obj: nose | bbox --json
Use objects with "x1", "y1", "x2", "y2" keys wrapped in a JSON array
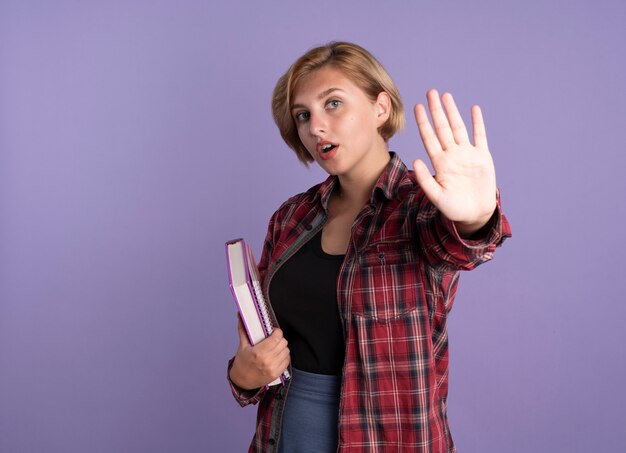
[{"x1": 308, "y1": 112, "x2": 326, "y2": 137}]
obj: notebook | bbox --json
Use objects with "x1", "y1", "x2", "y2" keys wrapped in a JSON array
[{"x1": 225, "y1": 238, "x2": 290, "y2": 386}]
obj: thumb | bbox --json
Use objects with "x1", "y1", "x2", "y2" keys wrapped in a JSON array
[{"x1": 413, "y1": 159, "x2": 442, "y2": 205}]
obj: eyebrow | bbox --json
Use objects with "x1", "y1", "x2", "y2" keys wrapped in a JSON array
[{"x1": 291, "y1": 87, "x2": 345, "y2": 111}]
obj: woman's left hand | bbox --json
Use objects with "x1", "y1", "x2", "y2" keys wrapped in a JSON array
[{"x1": 413, "y1": 89, "x2": 497, "y2": 236}]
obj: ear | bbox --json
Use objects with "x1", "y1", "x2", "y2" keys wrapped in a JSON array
[{"x1": 374, "y1": 92, "x2": 392, "y2": 127}]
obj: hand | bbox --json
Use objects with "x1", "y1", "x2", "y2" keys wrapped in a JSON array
[
  {"x1": 413, "y1": 90, "x2": 497, "y2": 235},
  {"x1": 229, "y1": 317, "x2": 290, "y2": 390}
]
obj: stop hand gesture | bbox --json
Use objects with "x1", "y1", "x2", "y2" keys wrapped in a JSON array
[{"x1": 413, "y1": 90, "x2": 497, "y2": 236}]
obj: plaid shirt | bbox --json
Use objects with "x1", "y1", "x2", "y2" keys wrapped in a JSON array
[{"x1": 228, "y1": 153, "x2": 511, "y2": 452}]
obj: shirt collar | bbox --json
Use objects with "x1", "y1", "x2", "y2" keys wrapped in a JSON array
[
  {"x1": 315, "y1": 152, "x2": 408, "y2": 209},
  {"x1": 370, "y1": 152, "x2": 408, "y2": 202}
]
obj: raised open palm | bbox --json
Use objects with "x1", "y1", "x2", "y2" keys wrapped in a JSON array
[{"x1": 413, "y1": 90, "x2": 497, "y2": 234}]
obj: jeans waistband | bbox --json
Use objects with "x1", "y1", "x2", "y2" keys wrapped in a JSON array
[{"x1": 289, "y1": 367, "x2": 341, "y2": 397}]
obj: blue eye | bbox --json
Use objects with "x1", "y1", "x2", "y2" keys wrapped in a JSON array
[
  {"x1": 327, "y1": 99, "x2": 341, "y2": 109},
  {"x1": 295, "y1": 111, "x2": 310, "y2": 122}
]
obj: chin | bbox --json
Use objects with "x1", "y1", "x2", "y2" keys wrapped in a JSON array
[{"x1": 315, "y1": 161, "x2": 343, "y2": 176}]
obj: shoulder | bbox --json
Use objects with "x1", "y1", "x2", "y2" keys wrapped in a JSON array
[
  {"x1": 274, "y1": 182, "x2": 322, "y2": 213},
  {"x1": 267, "y1": 181, "x2": 325, "y2": 226},
  {"x1": 393, "y1": 168, "x2": 427, "y2": 204}
]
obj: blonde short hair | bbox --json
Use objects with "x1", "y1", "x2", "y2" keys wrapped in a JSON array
[{"x1": 271, "y1": 41, "x2": 405, "y2": 165}]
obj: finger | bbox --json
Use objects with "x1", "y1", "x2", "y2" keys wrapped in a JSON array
[
  {"x1": 269, "y1": 327, "x2": 284, "y2": 342},
  {"x1": 276, "y1": 346, "x2": 291, "y2": 366},
  {"x1": 471, "y1": 105, "x2": 489, "y2": 149},
  {"x1": 263, "y1": 339, "x2": 289, "y2": 375},
  {"x1": 426, "y1": 89, "x2": 455, "y2": 149},
  {"x1": 413, "y1": 159, "x2": 442, "y2": 205},
  {"x1": 277, "y1": 354, "x2": 290, "y2": 375},
  {"x1": 275, "y1": 343, "x2": 291, "y2": 367},
  {"x1": 262, "y1": 328, "x2": 287, "y2": 353},
  {"x1": 272, "y1": 337, "x2": 289, "y2": 355},
  {"x1": 441, "y1": 92, "x2": 470, "y2": 145},
  {"x1": 414, "y1": 103, "x2": 443, "y2": 159}
]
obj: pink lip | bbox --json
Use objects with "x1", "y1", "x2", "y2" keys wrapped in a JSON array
[{"x1": 316, "y1": 141, "x2": 339, "y2": 161}]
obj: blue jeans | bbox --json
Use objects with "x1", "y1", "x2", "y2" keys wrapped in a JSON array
[{"x1": 278, "y1": 368, "x2": 341, "y2": 453}]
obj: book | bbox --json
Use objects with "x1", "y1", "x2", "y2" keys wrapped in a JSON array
[{"x1": 225, "y1": 238, "x2": 290, "y2": 387}]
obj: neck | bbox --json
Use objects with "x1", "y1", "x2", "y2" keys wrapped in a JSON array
[{"x1": 335, "y1": 150, "x2": 391, "y2": 206}]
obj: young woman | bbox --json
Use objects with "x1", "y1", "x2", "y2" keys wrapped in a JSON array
[{"x1": 227, "y1": 41, "x2": 511, "y2": 452}]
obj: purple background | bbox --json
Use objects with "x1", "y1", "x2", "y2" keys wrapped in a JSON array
[{"x1": 1, "y1": 1, "x2": 625, "y2": 452}]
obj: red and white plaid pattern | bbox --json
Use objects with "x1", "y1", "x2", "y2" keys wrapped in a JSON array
[{"x1": 228, "y1": 153, "x2": 511, "y2": 452}]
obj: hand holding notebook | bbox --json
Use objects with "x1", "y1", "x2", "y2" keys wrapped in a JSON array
[{"x1": 226, "y1": 239, "x2": 291, "y2": 387}]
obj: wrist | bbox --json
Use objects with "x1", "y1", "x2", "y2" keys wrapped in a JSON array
[
  {"x1": 454, "y1": 209, "x2": 496, "y2": 238},
  {"x1": 229, "y1": 357, "x2": 255, "y2": 390}
]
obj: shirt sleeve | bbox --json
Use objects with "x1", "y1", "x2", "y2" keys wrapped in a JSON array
[
  {"x1": 226, "y1": 358, "x2": 267, "y2": 407},
  {"x1": 419, "y1": 190, "x2": 512, "y2": 271}
]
